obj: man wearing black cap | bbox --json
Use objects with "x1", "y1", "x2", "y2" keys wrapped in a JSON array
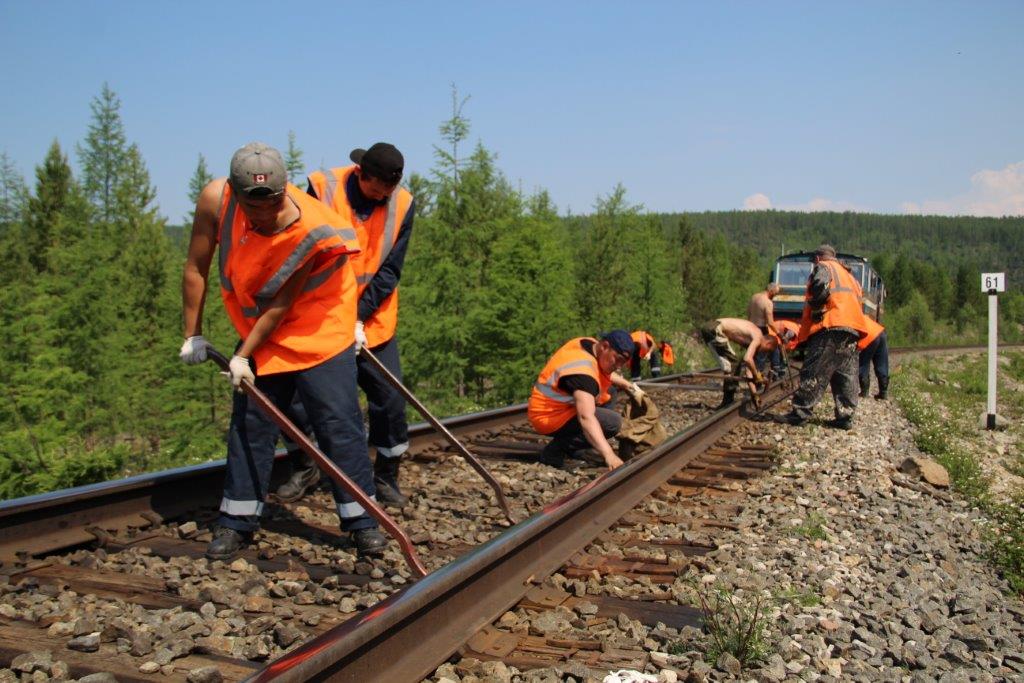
[
  {"x1": 527, "y1": 331, "x2": 645, "y2": 471},
  {"x1": 273, "y1": 143, "x2": 416, "y2": 506}
]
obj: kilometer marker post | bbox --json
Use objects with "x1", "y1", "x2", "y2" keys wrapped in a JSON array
[{"x1": 981, "y1": 272, "x2": 1005, "y2": 430}]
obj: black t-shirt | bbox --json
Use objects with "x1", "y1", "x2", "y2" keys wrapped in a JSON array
[{"x1": 556, "y1": 339, "x2": 600, "y2": 396}]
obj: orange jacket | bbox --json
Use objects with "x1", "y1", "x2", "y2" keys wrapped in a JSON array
[
  {"x1": 798, "y1": 260, "x2": 870, "y2": 343},
  {"x1": 217, "y1": 184, "x2": 361, "y2": 375},
  {"x1": 631, "y1": 330, "x2": 654, "y2": 359},
  {"x1": 774, "y1": 319, "x2": 801, "y2": 351},
  {"x1": 528, "y1": 338, "x2": 612, "y2": 435},
  {"x1": 307, "y1": 166, "x2": 413, "y2": 347},
  {"x1": 857, "y1": 317, "x2": 885, "y2": 351},
  {"x1": 659, "y1": 341, "x2": 675, "y2": 366}
]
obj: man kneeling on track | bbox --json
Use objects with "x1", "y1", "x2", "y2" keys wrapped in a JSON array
[
  {"x1": 179, "y1": 142, "x2": 387, "y2": 561},
  {"x1": 527, "y1": 330, "x2": 644, "y2": 471},
  {"x1": 698, "y1": 317, "x2": 777, "y2": 409}
]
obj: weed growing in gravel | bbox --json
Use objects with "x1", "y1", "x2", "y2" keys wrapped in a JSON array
[
  {"x1": 791, "y1": 512, "x2": 828, "y2": 540},
  {"x1": 895, "y1": 355, "x2": 1024, "y2": 593},
  {"x1": 687, "y1": 580, "x2": 772, "y2": 668},
  {"x1": 775, "y1": 586, "x2": 822, "y2": 607}
]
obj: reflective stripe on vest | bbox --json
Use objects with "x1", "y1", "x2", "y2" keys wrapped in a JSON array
[
  {"x1": 356, "y1": 190, "x2": 399, "y2": 286},
  {"x1": 532, "y1": 358, "x2": 595, "y2": 402},
  {"x1": 218, "y1": 197, "x2": 237, "y2": 292}
]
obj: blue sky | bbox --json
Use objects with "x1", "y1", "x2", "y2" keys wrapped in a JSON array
[{"x1": 2, "y1": 1, "x2": 1022, "y2": 222}]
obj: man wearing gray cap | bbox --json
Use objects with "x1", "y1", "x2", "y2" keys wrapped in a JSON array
[
  {"x1": 274, "y1": 143, "x2": 416, "y2": 507},
  {"x1": 179, "y1": 142, "x2": 388, "y2": 560},
  {"x1": 783, "y1": 244, "x2": 870, "y2": 429}
]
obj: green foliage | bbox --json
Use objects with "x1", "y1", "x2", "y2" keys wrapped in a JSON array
[
  {"x1": 185, "y1": 153, "x2": 213, "y2": 225},
  {"x1": 791, "y1": 512, "x2": 828, "y2": 541},
  {"x1": 688, "y1": 579, "x2": 772, "y2": 668},
  {"x1": 285, "y1": 130, "x2": 304, "y2": 183}
]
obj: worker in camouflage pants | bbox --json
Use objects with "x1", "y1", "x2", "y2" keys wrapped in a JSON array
[
  {"x1": 784, "y1": 244, "x2": 869, "y2": 430},
  {"x1": 788, "y1": 329, "x2": 859, "y2": 426}
]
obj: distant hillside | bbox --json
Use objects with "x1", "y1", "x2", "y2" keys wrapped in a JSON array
[{"x1": 657, "y1": 210, "x2": 1024, "y2": 281}]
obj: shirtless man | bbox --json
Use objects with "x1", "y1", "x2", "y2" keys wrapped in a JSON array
[
  {"x1": 747, "y1": 283, "x2": 783, "y2": 379},
  {"x1": 699, "y1": 317, "x2": 778, "y2": 408}
]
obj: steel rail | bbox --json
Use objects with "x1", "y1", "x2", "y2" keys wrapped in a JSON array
[
  {"x1": 0, "y1": 371, "x2": 693, "y2": 565},
  {"x1": 246, "y1": 382, "x2": 791, "y2": 683}
]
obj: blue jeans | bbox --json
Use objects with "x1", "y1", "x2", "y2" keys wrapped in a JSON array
[{"x1": 218, "y1": 345, "x2": 377, "y2": 533}]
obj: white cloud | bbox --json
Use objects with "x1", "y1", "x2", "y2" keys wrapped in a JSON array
[
  {"x1": 743, "y1": 193, "x2": 772, "y2": 210},
  {"x1": 902, "y1": 161, "x2": 1024, "y2": 217},
  {"x1": 742, "y1": 193, "x2": 868, "y2": 213}
]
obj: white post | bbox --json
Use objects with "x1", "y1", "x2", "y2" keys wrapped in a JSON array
[
  {"x1": 987, "y1": 293, "x2": 998, "y2": 430},
  {"x1": 981, "y1": 272, "x2": 1005, "y2": 430}
]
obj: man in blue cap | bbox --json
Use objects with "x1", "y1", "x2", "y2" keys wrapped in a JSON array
[{"x1": 527, "y1": 330, "x2": 644, "y2": 470}]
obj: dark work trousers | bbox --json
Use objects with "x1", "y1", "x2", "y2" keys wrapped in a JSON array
[
  {"x1": 285, "y1": 335, "x2": 409, "y2": 471},
  {"x1": 791, "y1": 329, "x2": 859, "y2": 422},
  {"x1": 540, "y1": 406, "x2": 622, "y2": 466},
  {"x1": 630, "y1": 349, "x2": 662, "y2": 380},
  {"x1": 218, "y1": 345, "x2": 377, "y2": 534},
  {"x1": 858, "y1": 331, "x2": 889, "y2": 391},
  {"x1": 357, "y1": 335, "x2": 409, "y2": 458}
]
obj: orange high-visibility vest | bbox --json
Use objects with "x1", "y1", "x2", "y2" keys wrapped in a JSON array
[
  {"x1": 307, "y1": 166, "x2": 414, "y2": 347},
  {"x1": 798, "y1": 260, "x2": 870, "y2": 343},
  {"x1": 631, "y1": 330, "x2": 654, "y2": 359},
  {"x1": 775, "y1": 319, "x2": 801, "y2": 351},
  {"x1": 858, "y1": 317, "x2": 885, "y2": 351},
  {"x1": 528, "y1": 338, "x2": 612, "y2": 435},
  {"x1": 659, "y1": 342, "x2": 675, "y2": 366},
  {"x1": 217, "y1": 183, "x2": 361, "y2": 375}
]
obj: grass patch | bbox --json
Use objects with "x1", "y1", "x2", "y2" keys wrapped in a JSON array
[
  {"x1": 894, "y1": 353, "x2": 1024, "y2": 592},
  {"x1": 686, "y1": 580, "x2": 773, "y2": 668},
  {"x1": 775, "y1": 587, "x2": 822, "y2": 608},
  {"x1": 791, "y1": 512, "x2": 828, "y2": 541}
]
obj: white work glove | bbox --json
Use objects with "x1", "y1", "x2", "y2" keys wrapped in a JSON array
[
  {"x1": 354, "y1": 320, "x2": 368, "y2": 352},
  {"x1": 228, "y1": 355, "x2": 255, "y2": 391},
  {"x1": 627, "y1": 382, "x2": 646, "y2": 400},
  {"x1": 179, "y1": 335, "x2": 210, "y2": 364}
]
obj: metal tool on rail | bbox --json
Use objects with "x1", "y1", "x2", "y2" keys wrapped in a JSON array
[
  {"x1": 206, "y1": 347, "x2": 429, "y2": 578},
  {"x1": 359, "y1": 346, "x2": 517, "y2": 525}
]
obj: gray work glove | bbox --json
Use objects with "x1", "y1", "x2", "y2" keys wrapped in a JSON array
[{"x1": 179, "y1": 335, "x2": 210, "y2": 364}]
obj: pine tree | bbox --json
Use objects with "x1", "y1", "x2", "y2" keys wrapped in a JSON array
[
  {"x1": 185, "y1": 153, "x2": 213, "y2": 225},
  {"x1": 285, "y1": 131, "x2": 305, "y2": 184},
  {"x1": 77, "y1": 83, "x2": 128, "y2": 223},
  {"x1": 0, "y1": 151, "x2": 27, "y2": 228}
]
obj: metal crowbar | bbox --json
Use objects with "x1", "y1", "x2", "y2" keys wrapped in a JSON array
[
  {"x1": 207, "y1": 347, "x2": 429, "y2": 578},
  {"x1": 359, "y1": 346, "x2": 517, "y2": 525}
]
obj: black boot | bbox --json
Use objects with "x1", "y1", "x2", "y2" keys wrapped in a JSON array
[
  {"x1": 875, "y1": 377, "x2": 889, "y2": 400},
  {"x1": 859, "y1": 375, "x2": 870, "y2": 398},
  {"x1": 373, "y1": 456, "x2": 409, "y2": 507},
  {"x1": 275, "y1": 457, "x2": 321, "y2": 502},
  {"x1": 352, "y1": 528, "x2": 387, "y2": 557},
  {"x1": 205, "y1": 527, "x2": 251, "y2": 561},
  {"x1": 715, "y1": 387, "x2": 736, "y2": 410}
]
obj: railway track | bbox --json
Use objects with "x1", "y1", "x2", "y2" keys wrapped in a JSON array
[{"x1": 0, "y1": 345, "x2": 1013, "y2": 681}]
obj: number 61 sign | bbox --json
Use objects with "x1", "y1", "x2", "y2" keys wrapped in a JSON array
[{"x1": 982, "y1": 273, "x2": 1005, "y2": 293}]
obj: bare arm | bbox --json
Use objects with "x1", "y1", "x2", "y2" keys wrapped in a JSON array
[
  {"x1": 182, "y1": 179, "x2": 225, "y2": 337},
  {"x1": 573, "y1": 390, "x2": 624, "y2": 471},
  {"x1": 609, "y1": 372, "x2": 632, "y2": 391},
  {"x1": 235, "y1": 258, "x2": 316, "y2": 360}
]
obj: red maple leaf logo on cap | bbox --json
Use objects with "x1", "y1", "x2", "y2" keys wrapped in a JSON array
[{"x1": 254, "y1": 173, "x2": 267, "y2": 184}]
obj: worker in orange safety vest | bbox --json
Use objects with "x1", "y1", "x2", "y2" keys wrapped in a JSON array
[
  {"x1": 274, "y1": 143, "x2": 417, "y2": 508},
  {"x1": 528, "y1": 331, "x2": 644, "y2": 471},
  {"x1": 783, "y1": 244, "x2": 870, "y2": 429},
  {"x1": 179, "y1": 142, "x2": 387, "y2": 560},
  {"x1": 629, "y1": 330, "x2": 661, "y2": 379},
  {"x1": 857, "y1": 317, "x2": 889, "y2": 399}
]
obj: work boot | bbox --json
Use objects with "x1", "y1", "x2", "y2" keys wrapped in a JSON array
[
  {"x1": 780, "y1": 411, "x2": 807, "y2": 426},
  {"x1": 874, "y1": 377, "x2": 889, "y2": 400},
  {"x1": 275, "y1": 465, "x2": 321, "y2": 502},
  {"x1": 352, "y1": 528, "x2": 387, "y2": 557},
  {"x1": 373, "y1": 456, "x2": 409, "y2": 507},
  {"x1": 715, "y1": 389, "x2": 736, "y2": 410},
  {"x1": 827, "y1": 417, "x2": 853, "y2": 431},
  {"x1": 205, "y1": 527, "x2": 250, "y2": 561},
  {"x1": 859, "y1": 376, "x2": 870, "y2": 398}
]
